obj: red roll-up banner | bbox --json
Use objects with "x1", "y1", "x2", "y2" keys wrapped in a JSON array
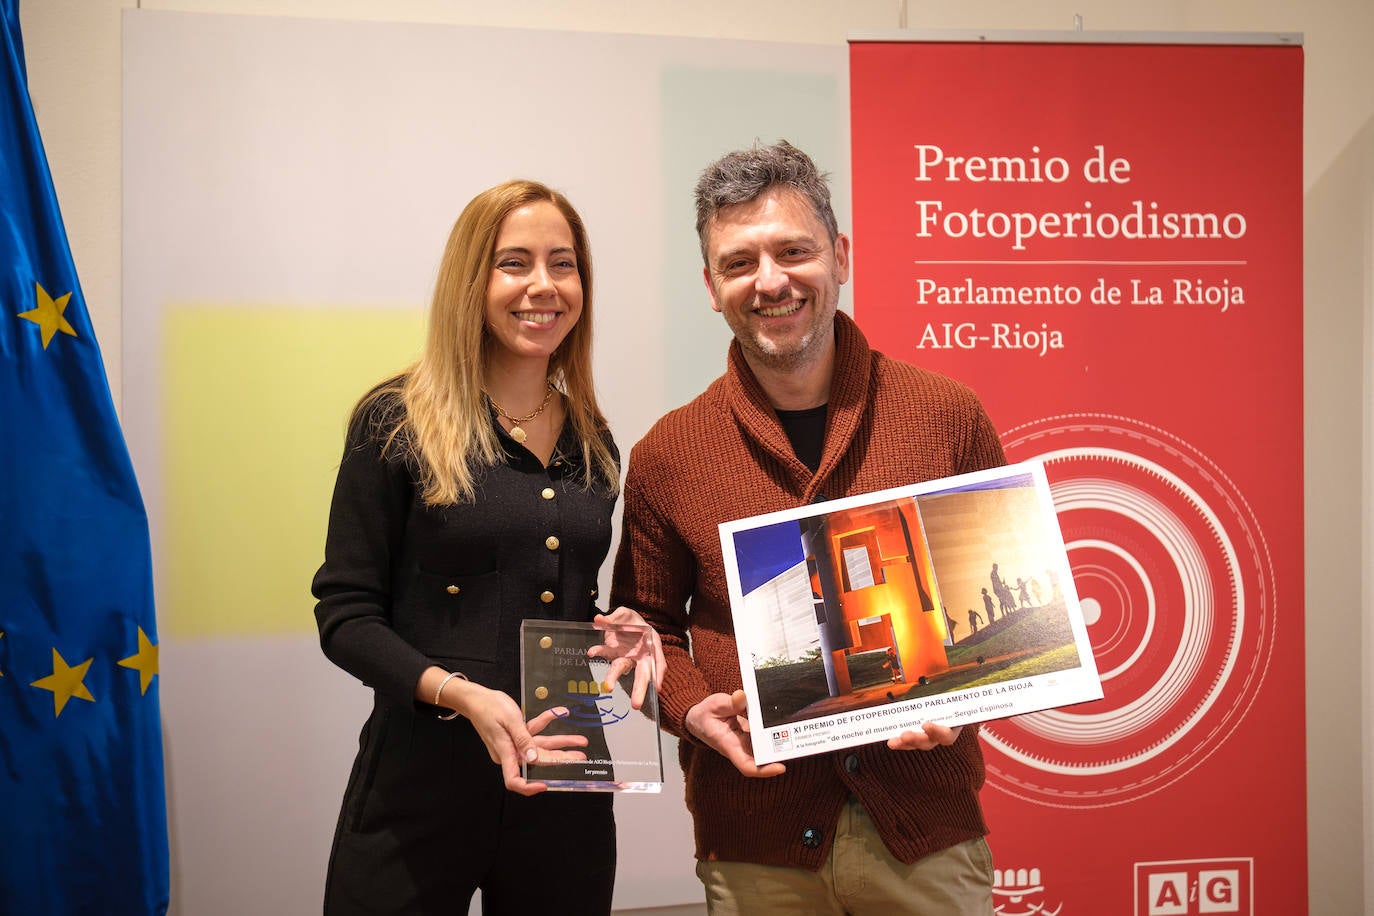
[{"x1": 850, "y1": 37, "x2": 1304, "y2": 914}]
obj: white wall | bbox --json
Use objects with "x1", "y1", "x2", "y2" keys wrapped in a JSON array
[{"x1": 20, "y1": 1, "x2": 1372, "y2": 914}]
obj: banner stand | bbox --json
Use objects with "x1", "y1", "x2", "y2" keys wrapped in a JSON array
[{"x1": 849, "y1": 30, "x2": 1304, "y2": 915}]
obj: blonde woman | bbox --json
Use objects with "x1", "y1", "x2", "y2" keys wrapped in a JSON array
[{"x1": 313, "y1": 180, "x2": 660, "y2": 914}]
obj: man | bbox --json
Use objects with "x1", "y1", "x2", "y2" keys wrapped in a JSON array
[{"x1": 611, "y1": 140, "x2": 1005, "y2": 914}]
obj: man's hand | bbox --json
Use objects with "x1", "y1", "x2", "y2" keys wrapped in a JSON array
[
  {"x1": 887, "y1": 721, "x2": 964, "y2": 752},
  {"x1": 684, "y1": 689, "x2": 786, "y2": 778},
  {"x1": 589, "y1": 606, "x2": 666, "y2": 710}
]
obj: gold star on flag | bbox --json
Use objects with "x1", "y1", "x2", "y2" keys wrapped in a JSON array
[
  {"x1": 117, "y1": 626, "x2": 160, "y2": 694},
  {"x1": 17, "y1": 282, "x2": 78, "y2": 349},
  {"x1": 31, "y1": 648, "x2": 95, "y2": 716}
]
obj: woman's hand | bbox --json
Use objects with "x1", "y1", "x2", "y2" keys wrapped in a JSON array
[
  {"x1": 588, "y1": 606, "x2": 666, "y2": 709},
  {"x1": 525, "y1": 707, "x2": 590, "y2": 761},
  {"x1": 435, "y1": 675, "x2": 585, "y2": 796}
]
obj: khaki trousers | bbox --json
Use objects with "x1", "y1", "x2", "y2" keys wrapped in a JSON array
[{"x1": 695, "y1": 798, "x2": 993, "y2": 915}]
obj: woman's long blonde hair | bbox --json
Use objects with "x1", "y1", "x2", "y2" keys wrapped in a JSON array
[{"x1": 356, "y1": 180, "x2": 618, "y2": 505}]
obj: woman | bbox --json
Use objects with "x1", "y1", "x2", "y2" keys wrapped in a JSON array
[{"x1": 312, "y1": 180, "x2": 660, "y2": 915}]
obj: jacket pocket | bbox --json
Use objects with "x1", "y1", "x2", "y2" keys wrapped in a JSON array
[{"x1": 409, "y1": 566, "x2": 501, "y2": 662}]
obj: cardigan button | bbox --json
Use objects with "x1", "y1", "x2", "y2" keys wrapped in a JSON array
[
  {"x1": 540, "y1": 590, "x2": 555, "y2": 604},
  {"x1": 541, "y1": 487, "x2": 556, "y2": 500},
  {"x1": 445, "y1": 585, "x2": 460, "y2": 595},
  {"x1": 801, "y1": 828, "x2": 821, "y2": 849},
  {"x1": 545, "y1": 536, "x2": 560, "y2": 551},
  {"x1": 843, "y1": 753, "x2": 859, "y2": 774}
]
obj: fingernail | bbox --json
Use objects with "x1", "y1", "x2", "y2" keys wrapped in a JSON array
[{"x1": 526, "y1": 749, "x2": 538, "y2": 762}]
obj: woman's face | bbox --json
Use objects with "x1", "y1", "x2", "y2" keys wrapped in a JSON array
[{"x1": 484, "y1": 200, "x2": 583, "y2": 367}]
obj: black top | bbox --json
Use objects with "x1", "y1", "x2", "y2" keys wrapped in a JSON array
[
  {"x1": 776, "y1": 403, "x2": 828, "y2": 473},
  {"x1": 312, "y1": 390, "x2": 619, "y2": 705}
]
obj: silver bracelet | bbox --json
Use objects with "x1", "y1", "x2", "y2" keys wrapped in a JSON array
[{"x1": 433, "y1": 670, "x2": 468, "y2": 720}]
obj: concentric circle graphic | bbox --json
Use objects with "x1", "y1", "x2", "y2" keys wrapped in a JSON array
[{"x1": 982, "y1": 414, "x2": 1277, "y2": 808}]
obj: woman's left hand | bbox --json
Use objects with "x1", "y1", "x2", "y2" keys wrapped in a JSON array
[
  {"x1": 588, "y1": 606, "x2": 666, "y2": 710},
  {"x1": 526, "y1": 706, "x2": 590, "y2": 760}
]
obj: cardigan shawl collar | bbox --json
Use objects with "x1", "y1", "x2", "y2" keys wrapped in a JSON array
[{"x1": 720, "y1": 310, "x2": 872, "y2": 503}]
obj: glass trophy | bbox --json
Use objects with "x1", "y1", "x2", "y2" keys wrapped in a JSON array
[{"x1": 519, "y1": 619, "x2": 664, "y2": 792}]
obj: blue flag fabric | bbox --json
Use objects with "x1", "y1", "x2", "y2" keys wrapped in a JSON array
[{"x1": 0, "y1": 2, "x2": 170, "y2": 912}]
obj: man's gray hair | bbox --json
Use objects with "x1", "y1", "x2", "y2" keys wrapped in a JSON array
[{"x1": 693, "y1": 140, "x2": 839, "y2": 263}]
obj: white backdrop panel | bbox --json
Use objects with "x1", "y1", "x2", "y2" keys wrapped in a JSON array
[{"x1": 123, "y1": 10, "x2": 847, "y2": 914}]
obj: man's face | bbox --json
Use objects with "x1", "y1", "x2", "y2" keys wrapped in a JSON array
[{"x1": 702, "y1": 188, "x2": 850, "y2": 374}]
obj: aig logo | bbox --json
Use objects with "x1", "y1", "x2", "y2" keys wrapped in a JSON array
[{"x1": 1134, "y1": 858, "x2": 1253, "y2": 915}]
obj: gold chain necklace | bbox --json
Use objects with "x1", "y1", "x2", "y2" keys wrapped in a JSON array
[{"x1": 485, "y1": 382, "x2": 555, "y2": 444}]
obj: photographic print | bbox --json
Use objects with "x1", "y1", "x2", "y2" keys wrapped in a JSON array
[{"x1": 720, "y1": 461, "x2": 1103, "y2": 764}]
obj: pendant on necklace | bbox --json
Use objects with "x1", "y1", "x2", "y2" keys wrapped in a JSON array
[{"x1": 510, "y1": 425, "x2": 528, "y2": 444}]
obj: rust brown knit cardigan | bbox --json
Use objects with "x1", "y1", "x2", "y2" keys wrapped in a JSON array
[{"x1": 612, "y1": 312, "x2": 1008, "y2": 871}]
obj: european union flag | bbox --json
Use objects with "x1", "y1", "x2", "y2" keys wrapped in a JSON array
[{"x1": 1, "y1": 1, "x2": 170, "y2": 912}]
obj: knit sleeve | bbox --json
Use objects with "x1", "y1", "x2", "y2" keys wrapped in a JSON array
[
  {"x1": 956, "y1": 394, "x2": 1008, "y2": 475},
  {"x1": 311, "y1": 396, "x2": 434, "y2": 709},
  {"x1": 611, "y1": 442, "x2": 715, "y2": 739}
]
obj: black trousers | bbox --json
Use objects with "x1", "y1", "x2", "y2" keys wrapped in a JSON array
[{"x1": 324, "y1": 704, "x2": 616, "y2": 915}]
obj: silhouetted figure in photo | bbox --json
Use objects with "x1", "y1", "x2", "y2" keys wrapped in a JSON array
[
  {"x1": 1016, "y1": 577, "x2": 1032, "y2": 608},
  {"x1": 968, "y1": 607, "x2": 984, "y2": 635},
  {"x1": 991, "y1": 562, "x2": 1017, "y2": 616},
  {"x1": 981, "y1": 588, "x2": 996, "y2": 624}
]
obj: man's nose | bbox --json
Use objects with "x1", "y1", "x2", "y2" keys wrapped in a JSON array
[{"x1": 755, "y1": 255, "x2": 788, "y2": 297}]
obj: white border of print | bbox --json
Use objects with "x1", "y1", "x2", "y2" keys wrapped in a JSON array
[{"x1": 719, "y1": 460, "x2": 1103, "y2": 766}]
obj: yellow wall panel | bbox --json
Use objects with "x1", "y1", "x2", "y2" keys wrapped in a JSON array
[{"x1": 162, "y1": 306, "x2": 423, "y2": 636}]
